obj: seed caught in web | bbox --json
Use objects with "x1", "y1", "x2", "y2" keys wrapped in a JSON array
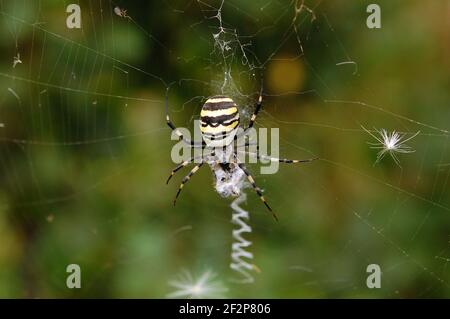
[
  {"x1": 167, "y1": 270, "x2": 227, "y2": 299},
  {"x1": 362, "y1": 125, "x2": 420, "y2": 167}
]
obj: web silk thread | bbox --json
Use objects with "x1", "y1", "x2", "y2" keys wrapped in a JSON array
[{"x1": 229, "y1": 192, "x2": 258, "y2": 283}]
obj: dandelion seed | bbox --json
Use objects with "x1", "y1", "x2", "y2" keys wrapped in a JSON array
[
  {"x1": 362, "y1": 125, "x2": 420, "y2": 167},
  {"x1": 13, "y1": 53, "x2": 22, "y2": 68},
  {"x1": 167, "y1": 270, "x2": 227, "y2": 299}
]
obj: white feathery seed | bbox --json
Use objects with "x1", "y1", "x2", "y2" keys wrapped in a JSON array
[
  {"x1": 362, "y1": 125, "x2": 420, "y2": 167},
  {"x1": 167, "y1": 270, "x2": 227, "y2": 299}
]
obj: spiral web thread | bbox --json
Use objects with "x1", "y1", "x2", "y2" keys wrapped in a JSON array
[{"x1": 229, "y1": 192, "x2": 259, "y2": 284}]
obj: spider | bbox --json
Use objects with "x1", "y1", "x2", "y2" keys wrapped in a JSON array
[{"x1": 165, "y1": 89, "x2": 317, "y2": 220}]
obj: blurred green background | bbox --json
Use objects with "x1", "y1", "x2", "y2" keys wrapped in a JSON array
[{"x1": 0, "y1": 0, "x2": 449, "y2": 298}]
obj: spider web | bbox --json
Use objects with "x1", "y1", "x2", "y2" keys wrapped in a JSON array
[{"x1": 0, "y1": 0, "x2": 449, "y2": 298}]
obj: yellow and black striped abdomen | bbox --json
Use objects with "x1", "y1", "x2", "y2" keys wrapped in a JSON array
[{"x1": 200, "y1": 96, "x2": 240, "y2": 146}]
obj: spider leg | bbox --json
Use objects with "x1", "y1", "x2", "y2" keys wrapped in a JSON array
[
  {"x1": 238, "y1": 163, "x2": 278, "y2": 221},
  {"x1": 166, "y1": 156, "x2": 202, "y2": 184},
  {"x1": 246, "y1": 90, "x2": 263, "y2": 130},
  {"x1": 238, "y1": 149, "x2": 319, "y2": 164},
  {"x1": 166, "y1": 87, "x2": 205, "y2": 148},
  {"x1": 234, "y1": 87, "x2": 264, "y2": 141},
  {"x1": 166, "y1": 149, "x2": 214, "y2": 184},
  {"x1": 258, "y1": 154, "x2": 318, "y2": 164},
  {"x1": 173, "y1": 162, "x2": 204, "y2": 206}
]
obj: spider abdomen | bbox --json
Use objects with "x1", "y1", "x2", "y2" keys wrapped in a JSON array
[
  {"x1": 200, "y1": 96, "x2": 240, "y2": 147},
  {"x1": 209, "y1": 160, "x2": 245, "y2": 198}
]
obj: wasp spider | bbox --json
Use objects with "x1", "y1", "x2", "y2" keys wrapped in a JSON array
[{"x1": 166, "y1": 90, "x2": 317, "y2": 220}]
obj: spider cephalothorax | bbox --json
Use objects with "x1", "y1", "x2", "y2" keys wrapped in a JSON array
[{"x1": 166, "y1": 89, "x2": 317, "y2": 221}]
